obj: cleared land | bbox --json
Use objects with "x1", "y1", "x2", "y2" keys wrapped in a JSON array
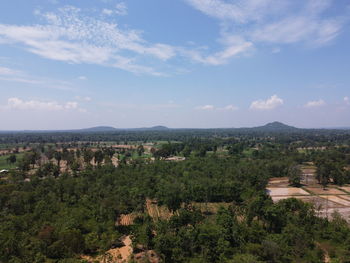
[
  {"x1": 305, "y1": 187, "x2": 347, "y2": 195},
  {"x1": 267, "y1": 187, "x2": 310, "y2": 196},
  {"x1": 267, "y1": 164, "x2": 350, "y2": 222}
]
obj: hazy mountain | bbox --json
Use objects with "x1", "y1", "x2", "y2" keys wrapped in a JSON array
[
  {"x1": 77, "y1": 126, "x2": 118, "y2": 132},
  {"x1": 147, "y1": 125, "x2": 169, "y2": 130},
  {"x1": 253, "y1": 121, "x2": 298, "y2": 131}
]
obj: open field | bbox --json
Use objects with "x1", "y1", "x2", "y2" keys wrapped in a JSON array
[
  {"x1": 268, "y1": 187, "x2": 350, "y2": 222},
  {"x1": 305, "y1": 187, "x2": 347, "y2": 195},
  {"x1": 0, "y1": 152, "x2": 24, "y2": 170},
  {"x1": 339, "y1": 186, "x2": 350, "y2": 193},
  {"x1": 267, "y1": 162, "x2": 350, "y2": 222},
  {"x1": 267, "y1": 187, "x2": 310, "y2": 196},
  {"x1": 319, "y1": 195, "x2": 350, "y2": 207}
]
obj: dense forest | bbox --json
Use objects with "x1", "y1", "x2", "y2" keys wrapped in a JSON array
[{"x1": 1, "y1": 125, "x2": 350, "y2": 262}]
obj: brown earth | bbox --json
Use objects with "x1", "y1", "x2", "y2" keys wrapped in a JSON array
[
  {"x1": 81, "y1": 236, "x2": 133, "y2": 263},
  {"x1": 305, "y1": 187, "x2": 347, "y2": 195}
]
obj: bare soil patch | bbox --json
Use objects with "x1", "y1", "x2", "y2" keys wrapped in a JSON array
[
  {"x1": 317, "y1": 207, "x2": 350, "y2": 222},
  {"x1": 267, "y1": 187, "x2": 310, "y2": 196},
  {"x1": 267, "y1": 177, "x2": 290, "y2": 187},
  {"x1": 319, "y1": 195, "x2": 350, "y2": 207},
  {"x1": 339, "y1": 186, "x2": 350, "y2": 193},
  {"x1": 112, "y1": 145, "x2": 137, "y2": 149},
  {"x1": 304, "y1": 187, "x2": 346, "y2": 195},
  {"x1": 337, "y1": 195, "x2": 350, "y2": 201},
  {"x1": 81, "y1": 235, "x2": 132, "y2": 263}
]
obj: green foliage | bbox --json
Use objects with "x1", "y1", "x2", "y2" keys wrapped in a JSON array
[
  {"x1": 1, "y1": 131, "x2": 350, "y2": 262},
  {"x1": 287, "y1": 164, "x2": 302, "y2": 186}
]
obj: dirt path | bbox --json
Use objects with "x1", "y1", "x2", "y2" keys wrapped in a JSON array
[{"x1": 315, "y1": 242, "x2": 330, "y2": 263}]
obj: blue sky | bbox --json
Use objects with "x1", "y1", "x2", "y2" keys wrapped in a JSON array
[{"x1": 0, "y1": 0, "x2": 349, "y2": 129}]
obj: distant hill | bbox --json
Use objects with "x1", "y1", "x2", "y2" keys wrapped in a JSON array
[
  {"x1": 3, "y1": 122, "x2": 349, "y2": 134},
  {"x1": 127, "y1": 125, "x2": 169, "y2": 131},
  {"x1": 147, "y1": 125, "x2": 169, "y2": 130},
  {"x1": 76, "y1": 125, "x2": 169, "y2": 132},
  {"x1": 253, "y1": 121, "x2": 298, "y2": 132},
  {"x1": 77, "y1": 126, "x2": 117, "y2": 132}
]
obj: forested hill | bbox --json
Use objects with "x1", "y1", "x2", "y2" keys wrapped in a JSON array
[
  {"x1": 1, "y1": 122, "x2": 350, "y2": 144},
  {"x1": 77, "y1": 126, "x2": 117, "y2": 132},
  {"x1": 248, "y1": 121, "x2": 299, "y2": 132},
  {"x1": 0, "y1": 121, "x2": 330, "y2": 134},
  {"x1": 0, "y1": 125, "x2": 170, "y2": 133}
]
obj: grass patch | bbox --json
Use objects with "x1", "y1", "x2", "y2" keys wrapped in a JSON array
[{"x1": 0, "y1": 153, "x2": 24, "y2": 170}]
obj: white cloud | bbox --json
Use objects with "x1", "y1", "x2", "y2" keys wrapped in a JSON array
[
  {"x1": 0, "y1": 1, "x2": 344, "y2": 74},
  {"x1": 184, "y1": 36, "x2": 253, "y2": 65},
  {"x1": 196, "y1": 104, "x2": 238, "y2": 111},
  {"x1": 304, "y1": 99, "x2": 326, "y2": 108},
  {"x1": 185, "y1": 0, "x2": 346, "y2": 49},
  {"x1": 344, "y1": 96, "x2": 349, "y2": 105},
  {"x1": 0, "y1": 66, "x2": 20, "y2": 75},
  {"x1": 195, "y1": 105, "x2": 215, "y2": 110},
  {"x1": 5, "y1": 97, "x2": 82, "y2": 111},
  {"x1": 0, "y1": 65, "x2": 74, "y2": 90},
  {"x1": 102, "y1": 9, "x2": 113, "y2": 16},
  {"x1": 78, "y1": 76, "x2": 87, "y2": 80},
  {"x1": 0, "y1": 6, "x2": 175, "y2": 75},
  {"x1": 250, "y1": 16, "x2": 343, "y2": 45},
  {"x1": 0, "y1": 4, "x2": 263, "y2": 72},
  {"x1": 222, "y1": 104, "x2": 238, "y2": 111},
  {"x1": 115, "y1": 2, "x2": 127, "y2": 15},
  {"x1": 102, "y1": 3, "x2": 127, "y2": 16},
  {"x1": 250, "y1": 95, "x2": 283, "y2": 110}
]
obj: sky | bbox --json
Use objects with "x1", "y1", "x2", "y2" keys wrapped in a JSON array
[{"x1": 0, "y1": 0, "x2": 350, "y2": 130}]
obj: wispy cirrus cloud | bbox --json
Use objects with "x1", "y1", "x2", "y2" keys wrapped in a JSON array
[
  {"x1": 102, "y1": 2, "x2": 127, "y2": 16},
  {"x1": 185, "y1": 0, "x2": 347, "y2": 51},
  {"x1": 304, "y1": 99, "x2": 326, "y2": 108},
  {"x1": 3, "y1": 97, "x2": 85, "y2": 112},
  {"x1": 0, "y1": 66, "x2": 20, "y2": 75},
  {"x1": 0, "y1": 4, "x2": 260, "y2": 74},
  {"x1": 0, "y1": 1, "x2": 345, "y2": 75},
  {"x1": 183, "y1": 36, "x2": 253, "y2": 65},
  {"x1": 0, "y1": 6, "x2": 175, "y2": 76},
  {"x1": 0, "y1": 65, "x2": 74, "y2": 90},
  {"x1": 195, "y1": 104, "x2": 238, "y2": 111},
  {"x1": 250, "y1": 95, "x2": 283, "y2": 110}
]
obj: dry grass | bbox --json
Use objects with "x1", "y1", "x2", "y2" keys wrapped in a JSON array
[
  {"x1": 116, "y1": 213, "x2": 140, "y2": 226},
  {"x1": 146, "y1": 199, "x2": 173, "y2": 221}
]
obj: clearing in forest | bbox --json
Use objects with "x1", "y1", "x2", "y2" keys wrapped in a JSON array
[{"x1": 267, "y1": 163, "x2": 350, "y2": 222}]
